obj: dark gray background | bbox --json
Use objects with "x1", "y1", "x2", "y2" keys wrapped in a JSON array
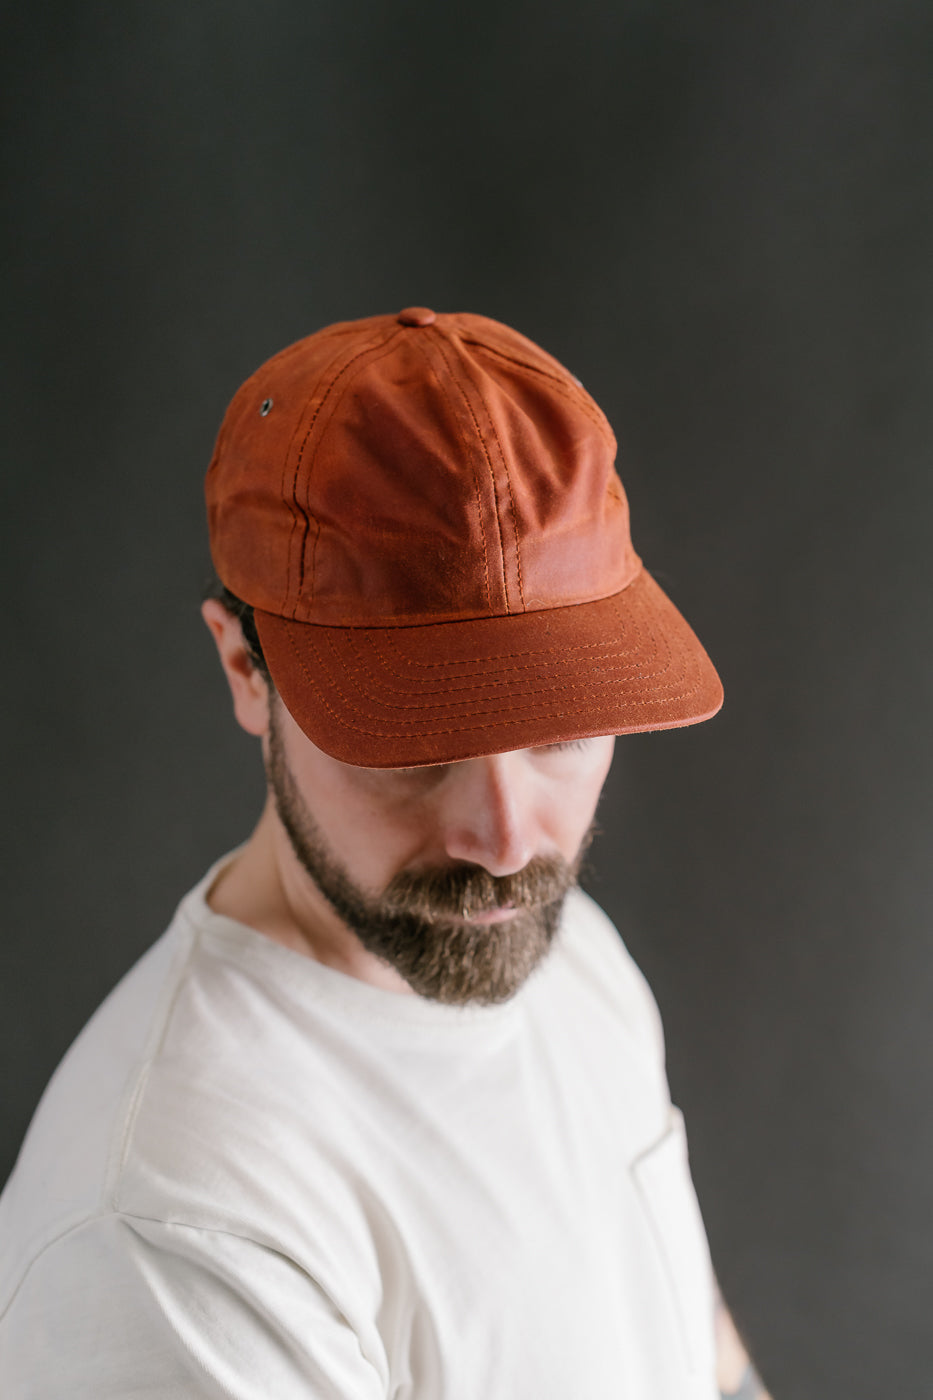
[{"x1": 3, "y1": 2, "x2": 933, "y2": 1394}]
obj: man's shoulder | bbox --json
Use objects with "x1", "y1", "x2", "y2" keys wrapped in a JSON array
[
  {"x1": 0, "y1": 868, "x2": 377, "y2": 1319},
  {"x1": 0, "y1": 905, "x2": 196, "y2": 1312}
]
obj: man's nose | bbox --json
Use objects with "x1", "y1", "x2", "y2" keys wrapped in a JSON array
[{"x1": 441, "y1": 754, "x2": 538, "y2": 877}]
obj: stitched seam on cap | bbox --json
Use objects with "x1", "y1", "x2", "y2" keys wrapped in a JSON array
[
  {"x1": 430, "y1": 332, "x2": 511, "y2": 613},
  {"x1": 357, "y1": 637, "x2": 658, "y2": 690},
  {"x1": 367, "y1": 629, "x2": 649, "y2": 672},
  {"x1": 461, "y1": 341, "x2": 616, "y2": 441},
  {"x1": 301, "y1": 335, "x2": 409, "y2": 612},
  {"x1": 277, "y1": 381, "x2": 319, "y2": 613},
  {"x1": 279, "y1": 626, "x2": 702, "y2": 736},
  {"x1": 286, "y1": 618, "x2": 692, "y2": 706},
  {"x1": 281, "y1": 569, "x2": 650, "y2": 676},
  {"x1": 371, "y1": 638, "x2": 641, "y2": 673},
  {"x1": 353, "y1": 588, "x2": 662, "y2": 681},
  {"x1": 286, "y1": 329, "x2": 405, "y2": 613},
  {"x1": 331, "y1": 622, "x2": 688, "y2": 705},
  {"x1": 454, "y1": 337, "x2": 530, "y2": 612},
  {"x1": 272, "y1": 336, "x2": 366, "y2": 607},
  {"x1": 476, "y1": 382, "x2": 526, "y2": 611},
  {"x1": 337, "y1": 642, "x2": 686, "y2": 706},
  {"x1": 415, "y1": 340, "x2": 492, "y2": 613}
]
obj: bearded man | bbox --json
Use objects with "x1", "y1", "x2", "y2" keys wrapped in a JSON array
[{"x1": 0, "y1": 307, "x2": 770, "y2": 1399}]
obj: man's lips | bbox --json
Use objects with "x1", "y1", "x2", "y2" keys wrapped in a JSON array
[
  {"x1": 390, "y1": 896, "x2": 546, "y2": 926},
  {"x1": 458, "y1": 904, "x2": 519, "y2": 924}
]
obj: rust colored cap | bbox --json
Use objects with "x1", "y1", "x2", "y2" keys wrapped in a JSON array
[
  {"x1": 397, "y1": 306, "x2": 437, "y2": 327},
  {"x1": 206, "y1": 309, "x2": 723, "y2": 766}
]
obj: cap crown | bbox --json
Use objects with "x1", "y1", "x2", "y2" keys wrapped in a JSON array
[{"x1": 206, "y1": 311, "x2": 640, "y2": 627}]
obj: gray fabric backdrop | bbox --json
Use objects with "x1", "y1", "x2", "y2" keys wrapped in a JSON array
[{"x1": 4, "y1": 2, "x2": 933, "y2": 1393}]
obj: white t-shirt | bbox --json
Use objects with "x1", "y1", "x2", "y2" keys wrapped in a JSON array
[{"x1": 0, "y1": 858, "x2": 717, "y2": 1399}]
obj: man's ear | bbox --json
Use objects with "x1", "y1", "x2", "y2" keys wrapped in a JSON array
[{"x1": 201, "y1": 599, "x2": 271, "y2": 737}]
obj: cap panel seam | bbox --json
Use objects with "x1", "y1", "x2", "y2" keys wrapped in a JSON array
[
  {"x1": 278, "y1": 367, "x2": 331, "y2": 613},
  {"x1": 471, "y1": 372, "x2": 527, "y2": 612},
  {"x1": 300, "y1": 333, "x2": 408, "y2": 614},
  {"x1": 277, "y1": 339, "x2": 353, "y2": 612},
  {"x1": 462, "y1": 340, "x2": 616, "y2": 443},
  {"x1": 411, "y1": 338, "x2": 492, "y2": 614},
  {"x1": 448, "y1": 333, "x2": 530, "y2": 611},
  {"x1": 251, "y1": 335, "x2": 376, "y2": 606},
  {"x1": 427, "y1": 331, "x2": 512, "y2": 613},
  {"x1": 286, "y1": 328, "x2": 406, "y2": 615}
]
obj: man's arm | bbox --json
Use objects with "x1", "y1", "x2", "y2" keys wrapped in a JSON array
[{"x1": 715, "y1": 1285, "x2": 774, "y2": 1399}]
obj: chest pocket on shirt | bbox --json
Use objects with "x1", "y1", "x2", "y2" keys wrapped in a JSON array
[{"x1": 629, "y1": 1107, "x2": 716, "y2": 1378}]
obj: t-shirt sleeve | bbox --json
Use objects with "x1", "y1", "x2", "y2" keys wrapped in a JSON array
[{"x1": 0, "y1": 1212, "x2": 388, "y2": 1400}]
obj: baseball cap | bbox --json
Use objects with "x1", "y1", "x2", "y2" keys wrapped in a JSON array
[{"x1": 206, "y1": 307, "x2": 723, "y2": 767}]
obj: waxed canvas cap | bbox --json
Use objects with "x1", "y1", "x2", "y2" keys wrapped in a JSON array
[{"x1": 206, "y1": 307, "x2": 723, "y2": 766}]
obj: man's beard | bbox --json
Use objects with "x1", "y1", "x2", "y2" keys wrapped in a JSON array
[{"x1": 266, "y1": 710, "x2": 593, "y2": 1006}]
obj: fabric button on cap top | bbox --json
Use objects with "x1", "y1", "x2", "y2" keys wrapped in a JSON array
[{"x1": 397, "y1": 306, "x2": 436, "y2": 327}]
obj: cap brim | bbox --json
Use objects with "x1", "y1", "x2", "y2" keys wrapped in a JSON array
[{"x1": 254, "y1": 567, "x2": 723, "y2": 767}]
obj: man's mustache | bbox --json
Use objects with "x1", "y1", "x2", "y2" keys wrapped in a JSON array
[{"x1": 380, "y1": 849, "x2": 586, "y2": 923}]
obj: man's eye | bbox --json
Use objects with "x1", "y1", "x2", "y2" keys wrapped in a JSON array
[
  {"x1": 542, "y1": 739, "x2": 592, "y2": 754},
  {"x1": 391, "y1": 763, "x2": 451, "y2": 780}
]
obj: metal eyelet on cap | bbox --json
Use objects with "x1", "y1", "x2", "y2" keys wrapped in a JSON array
[{"x1": 260, "y1": 397, "x2": 273, "y2": 416}]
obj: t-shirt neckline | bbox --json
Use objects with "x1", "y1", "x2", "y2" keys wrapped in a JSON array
[{"x1": 178, "y1": 851, "x2": 534, "y2": 1035}]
